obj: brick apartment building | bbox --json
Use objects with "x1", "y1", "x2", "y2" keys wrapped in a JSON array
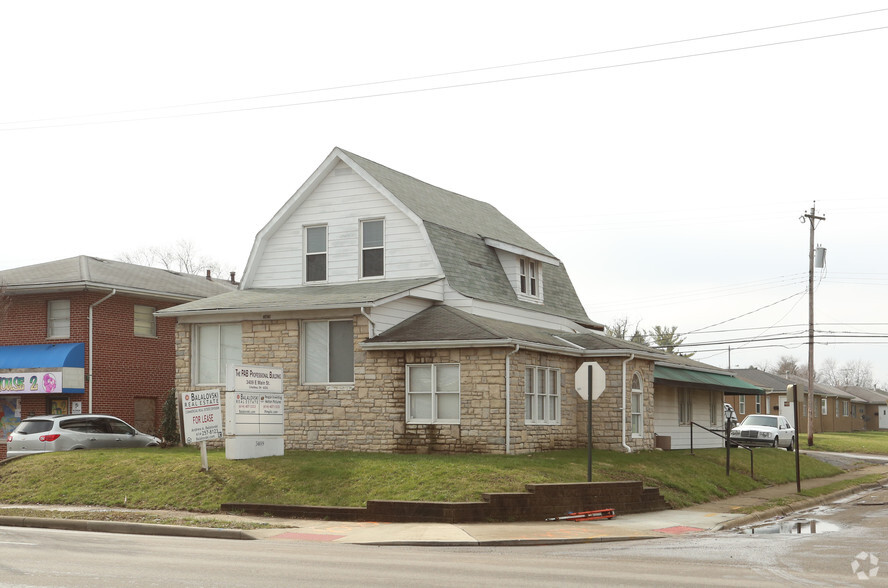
[{"x1": 0, "y1": 256, "x2": 235, "y2": 458}]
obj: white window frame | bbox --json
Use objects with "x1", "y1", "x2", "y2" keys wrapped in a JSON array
[
  {"x1": 305, "y1": 225, "x2": 328, "y2": 283},
  {"x1": 755, "y1": 396, "x2": 762, "y2": 413},
  {"x1": 519, "y1": 257, "x2": 539, "y2": 298},
  {"x1": 630, "y1": 373, "x2": 643, "y2": 437},
  {"x1": 738, "y1": 395, "x2": 746, "y2": 415},
  {"x1": 524, "y1": 366, "x2": 561, "y2": 425},
  {"x1": 193, "y1": 323, "x2": 242, "y2": 385},
  {"x1": 134, "y1": 304, "x2": 156, "y2": 337},
  {"x1": 821, "y1": 398, "x2": 828, "y2": 415},
  {"x1": 302, "y1": 319, "x2": 354, "y2": 384},
  {"x1": 360, "y1": 218, "x2": 385, "y2": 279},
  {"x1": 709, "y1": 391, "x2": 719, "y2": 427},
  {"x1": 47, "y1": 299, "x2": 70, "y2": 339},
  {"x1": 842, "y1": 400, "x2": 849, "y2": 417},
  {"x1": 406, "y1": 363, "x2": 460, "y2": 424},
  {"x1": 678, "y1": 388, "x2": 692, "y2": 425}
]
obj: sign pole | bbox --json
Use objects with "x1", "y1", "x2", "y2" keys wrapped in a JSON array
[{"x1": 200, "y1": 441, "x2": 209, "y2": 472}]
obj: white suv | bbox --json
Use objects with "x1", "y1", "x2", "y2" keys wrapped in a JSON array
[{"x1": 6, "y1": 414, "x2": 161, "y2": 458}]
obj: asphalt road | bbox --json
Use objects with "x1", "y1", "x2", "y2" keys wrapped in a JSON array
[{"x1": 2, "y1": 483, "x2": 886, "y2": 587}]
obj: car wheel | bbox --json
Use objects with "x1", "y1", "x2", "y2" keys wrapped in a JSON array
[
  {"x1": 786, "y1": 436, "x2": 794, "y2": 452},
  {"x1": 772, "y1": 437, "x2": 779, "y2": 448}
]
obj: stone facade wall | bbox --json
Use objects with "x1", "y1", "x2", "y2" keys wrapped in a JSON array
[{"x1": 173, "y1": 317, "x2": 658, "y2": 454}]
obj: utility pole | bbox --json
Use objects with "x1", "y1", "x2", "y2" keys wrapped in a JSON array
[{"x1": 801, "y1": 203, "x2": 825, "y2": 447}]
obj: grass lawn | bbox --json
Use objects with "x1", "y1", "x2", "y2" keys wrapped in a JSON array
[
  {"x1": 806, "y1": 430, "x2": 888, "y2": 454},
  {"x1": 0, "y1": 445, "x2": 843, "y2": 512}
]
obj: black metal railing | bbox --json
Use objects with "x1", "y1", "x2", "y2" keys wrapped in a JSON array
[{"x1": 689, "y1": 421, "x2": 754, "y2": 479}]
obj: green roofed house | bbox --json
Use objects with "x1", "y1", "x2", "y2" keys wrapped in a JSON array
[{"x1": 158, "y1": 148, "x2": 761, "y2": 453}]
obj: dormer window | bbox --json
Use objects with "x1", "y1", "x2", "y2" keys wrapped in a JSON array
[
  {"x1": 519, "y1": 257, "x2": 538, "y2": 297},
  {"x1": 305, "y1": 225, "x2": 327, "y2": 282}
]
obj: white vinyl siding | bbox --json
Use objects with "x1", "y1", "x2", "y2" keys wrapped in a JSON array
[
  {"x1": 249, "y1": 163, "x2": 437, "y2": 287},
  {"x1": 47, "y1": 300, "x2": 71, "y2": 339},
  {"x1": 406, "y1": 364, "x2": 460, "y2": 424},
  {"x1": 653, "y1": 387, "x2": 724, "y2": 450},
  {"x1": 524, "y1": 366, "x2": 560, "y2": 425},
  {"x1": 194, "y1": 324, "x2": 242, "y2": 385},
  {"x1": 303, "y1": 320, "x2": 354, "y2": 384}
]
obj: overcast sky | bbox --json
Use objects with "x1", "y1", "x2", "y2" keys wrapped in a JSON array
[{"x1": 2, "y1": 1, "x2": 887, "y2": 385}]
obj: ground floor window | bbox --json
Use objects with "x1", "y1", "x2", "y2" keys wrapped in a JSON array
[
  {"x1": 303, "y1": 320, "x2": 354, "y2": 384},
  {"x1": 194, "y1": 323, "x2": 242, "y2": 385},
  {"x1": 821, "y1": 398, "x2": 828, "y2": 415},
  {"x1": 406, "y1": 364, "x2": 460, "y2": 424},
  {"x1": 525, "y1": 366, "x2": 560, "y2": 425},
  {"x1": 630, "y1": 373, "x2": 643, "y2": 436},
  {"x1": 755, "y1": 396, "x2": 761, "y2": 413},
  {"x1": 678, "y1": 389, "x2": 692, "y2": 425},
  {"x1": 709, "y1": 392, "x2": 719, "y2": 427},
  {"x1": 738, "y1": 396, "x2": 746, "y2": 415}
]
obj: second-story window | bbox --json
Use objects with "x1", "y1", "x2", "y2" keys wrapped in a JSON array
[
  {"x1": 47, "y1": 299, "x2": 71, "y2": 339},
  {"x1": 361, "y1": 219, "x2": 384, "y2": 278},
  {"x1": 305, "y1": 225, "x2": 327, "y2": 282},
  {"x1": 519, "y1": 257, "x2": 538, "y2": 297}
]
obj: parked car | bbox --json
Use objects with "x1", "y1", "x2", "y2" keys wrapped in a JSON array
[
  {"x1": 6, "y1": 414, "x2": 161, "y2": 458},
  {"x1": 723, "y1": 403, "x2": 738, "y2": 428},
  {"x1": 729, "y1": 414, "x2": 795, "y2": 451}
]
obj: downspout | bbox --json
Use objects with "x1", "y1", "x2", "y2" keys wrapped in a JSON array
[
  {"x1": 88, "y1": 289, "x2": 116, "y2": 414},
  {"x1": 621, "y1": 354, "x2": 635, "y2": 453},
  {"x1": 360, "y1": 307, "x2": 376, "y2": 338},
  {"x1": 504, "y1": 344, "x2": 520, "y2": 454}
]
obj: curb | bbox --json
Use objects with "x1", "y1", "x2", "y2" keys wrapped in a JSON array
[
  {"x1": 710, "y1": 480, "x2": 888, "y2": 532},
  {"x1": 0, "y1": 515, "x2": 255, "y2": 540}
]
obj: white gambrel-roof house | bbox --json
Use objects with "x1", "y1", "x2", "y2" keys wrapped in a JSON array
[{"x1": 160, "y1": 148, "x2": 759, "y2": 454}]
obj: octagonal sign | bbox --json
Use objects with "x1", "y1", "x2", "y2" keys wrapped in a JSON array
[{"x1": 575, "y1": 361, "x2": 606, "y2": 401}]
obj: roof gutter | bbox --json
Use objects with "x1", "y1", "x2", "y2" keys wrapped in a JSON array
[
  {"x1": 360, "y1": 306, "x2": 376, "y2": 338},
  {"x1": 621, "y1": 354, "x2": 635, "y2": 454},
  {"x1": 505, "y1": 344, "x2": 520, "y2": 455},
  {"x1": 89, "y1": 289, "x2": 116, "y2": 413}
]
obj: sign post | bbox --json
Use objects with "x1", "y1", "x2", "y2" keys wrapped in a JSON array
[
  {"x1": 180, "y1": 389, "x2": 223, "y2": 471},
  {"x1": 789, "y1": 384, "x2": 801, "y2": 492},
  {"x1": 575, "y1": 362, "x2": 606, "y2": 482}
]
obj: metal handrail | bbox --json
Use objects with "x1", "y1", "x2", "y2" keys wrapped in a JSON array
[{"x1": 689, "y1": 421, "x2": 754, "y2": 479}]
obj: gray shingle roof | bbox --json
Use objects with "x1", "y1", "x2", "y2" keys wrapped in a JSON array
[
  {"x1": 340, "y1": 150, "x2": 595, "y2": 327},
  {"x1": 0, "y1": 256, "x2": 236, "y2": 300},
  {"x1": 156, "y1": 277, "x2": 441, "y2": 316}
]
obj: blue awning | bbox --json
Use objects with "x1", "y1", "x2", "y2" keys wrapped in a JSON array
[{"x1": 0, "y1": 343, "x2": 85, "y2": 394}]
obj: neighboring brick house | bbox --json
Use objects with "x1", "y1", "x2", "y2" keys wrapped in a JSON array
[
  {"x1": 0, "y1": 256, "x2": 236, "y2": 457},
  {"x1": 729, "y1": 368, "x2": 869, "y2": 433},
  {"x1": 159, "y1": 148, "x2": 759, "y2": 454},
  {"x1": 842, "y1": 386, "x2": 888, "y2": 430}
]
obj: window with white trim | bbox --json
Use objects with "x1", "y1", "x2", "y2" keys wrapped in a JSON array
[
  {"x1": 842, "y1": 400, "x2": 849, "y2": 417},
  {"x1": 709, "y1": 392, "x2": 719, "y2": 427},
  {"x1": 821, "y1": 398, "x2": 828, "y2": 415},
  {"x1": 360, "y1": 219, "x2": 384, "y2": 278},
  {"x1": 134, "y1": 304, "x2": 156, "y2": 337},
  {"x1": 519, "y1": 257, "x2": 538, "y2": 297},
  {"x1": 755, "y1": 396, "x2": 762, "y2": 413},
  {"x1": 738, "y1": 396, "x2": 746, "y2": 415},
  {"x1": 47, "y1": 299, "x2": 70, "y2": 339},
  {"x1": 305, "y1": 225, "x2": 327, "y2": 282},
  {"x1": 524, "y1": 366, "x2": 560, "y2": 424},
  {"x1": 630, "y1": 373, "x2": 643, "y2": 436},
  {"x1": 678, "y1": 389, "x2": 692, "y2": 425},
  {"x1": 406, "y1": 364, "x2": 460, "y2": 424},
  {"x1": 194, "y1": 323, "x2": 242, "y2": 385},
  {"x1": 303, "y1": 320, "x2": 354, "y2": 383}
]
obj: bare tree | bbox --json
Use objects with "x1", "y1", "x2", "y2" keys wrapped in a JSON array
[
  {"x1": 605, "y1": 316, "x2": 646, "y2": 344},
  {"x1": 817, "y1": 358, "x2": 841, "y2": 386},
  {"x1": 119, "y1": 240, "x2": 225, "y2": 277},
  {"x1": 776, "y1": 355, "x2": 802, "y2": 377}
]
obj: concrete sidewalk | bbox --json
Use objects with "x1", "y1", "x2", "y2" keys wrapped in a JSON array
[{"x1": 2, "y1": 462, "x2": 887, "y2": 546}]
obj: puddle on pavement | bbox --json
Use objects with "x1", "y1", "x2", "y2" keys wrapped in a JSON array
[{"x1": 740, "y1": 518, "x2": 840, "y2": 535}]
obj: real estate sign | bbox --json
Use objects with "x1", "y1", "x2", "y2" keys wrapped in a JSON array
[
  {"x1": 225, "y1": 365, "x2": 285, "y2": 460},
  {"x1": 181, "y1": 389, "x2": 223, "y2": 444}
]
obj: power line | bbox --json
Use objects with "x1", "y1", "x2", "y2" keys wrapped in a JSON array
[
  {"x1": 4, "y1": 22, "x2": 888, "y2": 132},
  {"x1": 5, "y1": 7, "x2": 887, "y2": 128}
]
